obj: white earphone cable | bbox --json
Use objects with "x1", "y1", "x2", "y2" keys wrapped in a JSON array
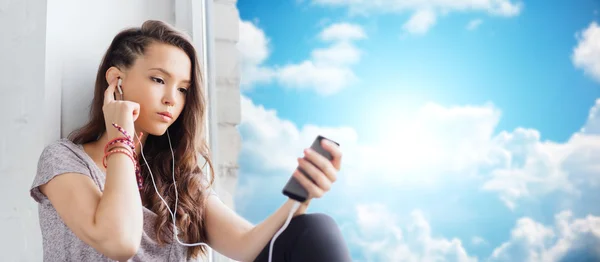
[
  {"x1": 135, "y1": 129, "x2": 301, "y2": 262},
  {"x1": 135, "y1": 130, "x2": 209, "y2": 248},
  {"x1": 269, "y1": 201, "x2": 301, "y2": 262}
]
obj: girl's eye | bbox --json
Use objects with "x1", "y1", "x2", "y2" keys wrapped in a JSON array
[
  {"x1": 178, "y1": 88, "x2": 189, "y2": 95},
  {"x1": 151, "y1": 77, "x2": 165, "y2": 84}
]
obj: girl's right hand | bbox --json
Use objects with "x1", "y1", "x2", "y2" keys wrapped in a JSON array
[{"x1": 102, "y1": 78, "x2": 140, "y2": 140}]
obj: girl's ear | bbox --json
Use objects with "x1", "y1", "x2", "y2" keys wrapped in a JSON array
[{"x1": 105, "y1": 66, "x2": 123, "y2": 86}]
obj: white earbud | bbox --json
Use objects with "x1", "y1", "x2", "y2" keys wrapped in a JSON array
[{"x1": 117, "y1": 78, "x2": 123, "y2": 95}]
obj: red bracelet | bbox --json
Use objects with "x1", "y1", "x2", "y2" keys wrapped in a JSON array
[
  {"x1": 106, "y1": 145, "x2": 131, "y2": 156},
  {"x1": 111, "y1": 123, "x2": 132, "y2": 140},
  {"x1": 108, "y1": 123, "x2": 144, "y2": 190},
  {"x1": 103, "y1": 148, "x2": 135, "y2": 168},
  {"x1": 110, "y1": 123, "x2": 142, "y2": 142},
  {"x1": 105, "y1": 138, "x2": 135, "y2": 154},
  {"x1": 106, "y1": 123, "x2": 142, "y2": 154},
  {"x1": 103, "y1": 149, "x2": 144, "y2": 190}
]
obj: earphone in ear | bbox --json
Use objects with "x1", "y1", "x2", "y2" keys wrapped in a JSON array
[{"x1": 117, "y1": 78, "x2": 123, "y2": 95}]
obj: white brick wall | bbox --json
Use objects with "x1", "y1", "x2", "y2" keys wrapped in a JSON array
[
  {"x1": 211, "y1": 0, "x2": 242, "y2": 261},
  {"x1": 214, "y1": 2, "x2": 240, "y2": 42},
  {"x1": 215, "y1": 41, "x2": 242, "y2": 85},
  {"x1": 211, "y1": 0, "x2": 241, "y2": 206}
]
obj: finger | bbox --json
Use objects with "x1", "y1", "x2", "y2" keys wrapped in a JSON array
[
  {"x1": 293, "y1": 170, "x2": 325, "y2": 199},
  {"x1": 104, "y1": 79, "x2": 117, "y2": 105},
  {"x1": 322, "y1": 139, "x2": 342, "y2": 171},
  {"x1": 297, "y1": 158, "x2": 332, "y2": 191},
  {"x1": 304, "y1": 148, "x2": 338, "y2": 182}
]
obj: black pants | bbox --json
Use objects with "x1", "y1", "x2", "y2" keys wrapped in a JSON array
[{"x1": 252, "y1": 213, "x2": 352, "y2": 262}]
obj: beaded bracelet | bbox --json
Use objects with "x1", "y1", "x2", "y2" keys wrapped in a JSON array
[
  {"x1": 103, "y1": 148, "x2": 135, "y2": 168},
  {"x1": 103, "y1": 147, "x2": 144, "y2": 190},
  {"x1": 105, "y1": 138, "x2": 135, "y2": 154},
  {"x1": 110, "y1": 123, "x2": 142, "y2": 141},
  {"x1": 111, "y1": 123, "x2": 132, "y2": 140},
  {"x1": 104, "y1": 122, "x2": 144, "y2": 190}
]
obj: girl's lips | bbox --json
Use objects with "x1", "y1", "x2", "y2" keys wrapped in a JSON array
[
  {"x1": 158, "y1": 111, "x2": 173, "y2": 118},
  {"x1": 157, "y1": 112, "x2": 172, "y2": 122}
]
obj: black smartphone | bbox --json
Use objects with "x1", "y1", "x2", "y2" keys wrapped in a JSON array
[{"x1": 282, "y1": 135, "x2": 340, "y2": 202}]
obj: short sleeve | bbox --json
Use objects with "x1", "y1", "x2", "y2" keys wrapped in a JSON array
[{"x1": 30, "y1": 140, "x2": 92, "y2": 204}]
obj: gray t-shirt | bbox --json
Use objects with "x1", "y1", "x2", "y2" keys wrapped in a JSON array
[{"x1": 30, "y1": 138, "x2": 213, "y2": 262}]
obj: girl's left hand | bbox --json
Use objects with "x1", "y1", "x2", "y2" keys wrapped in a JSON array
[{"x1": 292, "y1": 139, "x2": 342, "y2": 205}]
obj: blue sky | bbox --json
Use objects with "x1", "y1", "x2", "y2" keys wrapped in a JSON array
[{"x1": 233, "y1": 1, "x2": 600, "y2": 261}]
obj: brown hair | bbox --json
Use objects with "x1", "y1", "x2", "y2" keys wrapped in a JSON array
[{"x1": 69, "y1": 20, "x2": 214, "y2": 259}]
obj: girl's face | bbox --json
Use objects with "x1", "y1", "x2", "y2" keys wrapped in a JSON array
[{"x1": 116, "y1": 42, "x2": 192, "y2": 136}]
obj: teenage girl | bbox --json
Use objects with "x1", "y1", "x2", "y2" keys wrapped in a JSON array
[{"x1": 30, "y1": 20, "x2": 352, "y2": 262}]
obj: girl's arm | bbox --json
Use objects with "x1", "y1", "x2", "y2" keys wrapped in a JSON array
[{"x1": 204, "y1": 139, "x2": 342, "y2": 261}]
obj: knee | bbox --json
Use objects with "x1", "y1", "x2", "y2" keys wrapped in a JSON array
[
  {"x1": 290, "y1": 213, "x2": 352, "y2": 260},
  {"x1": 292, "y1": 213, "x2": 346, "y2": 245},
  {"x1": 294, "y1": 213, "x2": 338, "y2": 230}
]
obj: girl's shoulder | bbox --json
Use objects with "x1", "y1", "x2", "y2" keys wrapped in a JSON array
[{"x1": 31, "y1": 138, "x2": 95, "y2": 203}]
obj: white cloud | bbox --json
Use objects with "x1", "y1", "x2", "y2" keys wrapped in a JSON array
[
  {"x1": 560, "y1": 134, "x2": 600, "y2": 189},
  {"x1": 368, "y1": 102, "x2": 501, "y2": 184},
  {"x1": 235, "y1": 95, "x2": 359, "y2": 211},
  {"x1": 581, "y1": 99, "x2": 600, "y2": 135},
  {"x1": 238, "y1": 95, "x2": 358, "y2": 173},
  {"x1": 276, "y1": 61, "x2": 357, "y2": 95},
  {"x1": 349, "y1": 205, "x2": 600, "y2": 262},
  {"x1": 467, "y1": 19, "x2": 483, "y2": 31},
  {"x1": 312, "y1": 41, "x2": 362, "y2": 65},
  {"x1": 276, "y1": 40, "x2": 363, "y2": 95},
  {"x1": 312, "y1": 0, "x2": 522, "y2": 16},
  {"x1": 236, "y1": 94, "x2": 600, "y2": 259},
  {"x1": 311, "y1": 0, "x2": 522, "y2": 34},
  {"x1": 238, "y1": 93, "x2": 600, "y2": 209},
  {"x1": 351, "y1": 204, "x2": 477, "y2": 262},
  {"x1": 355, "y1": 203, "x2": 400, "y2": 238},
  {"x1": 237, "y1": 20, "x2": 275, "y2": 87},
  {"x1": 472, "y1": 236, "x2": 487, "y2": 246},
  {"x1": 237, "y1": 20, "x2": 365, "y2": 95},
  {"x1": 319, "y1": 22, "x2": 366, "y2": 41},
  {"x1": 481, "y1": 128, "x2": 566, "y2": 209},
  {"x1": 490, "y1": 211, "x2": 600, "y2": 262},
  {"x1": 403, "y1": 9, "x2": 437, "y2": 35},
  {"x1": 481, "y1": 126, "x2": 600, "y2": 209},
  {"x1": 275, "y1": 22, "x2": 364, "y2": 95},
  {"x1": 491, "y1": 1, "x2": 522, "y2": 16},
  {"x1": 572, "y1": 22, "x2": 600, "y2": 83},
  {"x1": 238, "y1": 20, "x2": 269, "y2": 67},
  {"x1": 239, "y1": 97, "x2": 503, "y2": 193}
]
